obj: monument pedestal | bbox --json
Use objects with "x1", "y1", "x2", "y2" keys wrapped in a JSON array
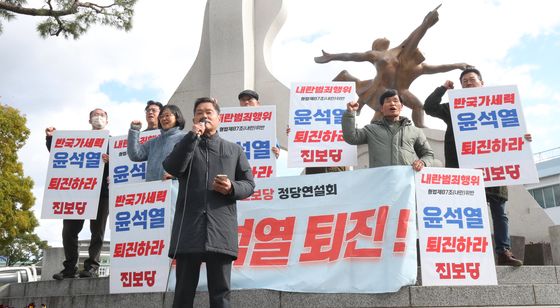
[{"x1": 2, "y1": 266, "x2": 560, "y2": 307}]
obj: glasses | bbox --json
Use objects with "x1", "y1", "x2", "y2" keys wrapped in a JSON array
[
  {"x1": 158, "y1": 113, "x2": 175, "y2": 119},
  {"x1": 145, "y1": 108, "x2": 159, "y2": 114}
]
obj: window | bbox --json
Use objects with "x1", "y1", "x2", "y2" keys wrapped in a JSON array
[
  {"x1": 544, "y1": 187, "x2": 555, "y2": 208},
  {"x1": 552, "y1": 185, "x2": 560, "y2": 206},
  {"x1": 532, "y1": 188, "x2": 545, "y2": 208},
  {"x1": 530, "y1": 184, "x2": 560, "y2": 209}
]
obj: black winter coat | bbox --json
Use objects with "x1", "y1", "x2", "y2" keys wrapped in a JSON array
[{"x1": 163, "y1": 132, "x2": 255, "y2": 258}]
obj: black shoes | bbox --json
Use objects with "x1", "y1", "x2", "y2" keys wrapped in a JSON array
[
  {"x1": 52, "y1": 270, "x2": 77, "y2": 280},
  {"x1": 78, "y1": 267, "x2": 99, "y2": 278},
  {"x1": 53, "y1": 267, "x2": 98, "y2": 280}
]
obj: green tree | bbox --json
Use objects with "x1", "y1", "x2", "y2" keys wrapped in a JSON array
[
  {"x1": 0, "y1": 0, "x2": 137, "y2": 39},
  {"x1": 0, "y1": 233, "x2": 48, "y2": 266},
  {"x1": 0, "y1": 104, "x2": 45, "y2": 265}
]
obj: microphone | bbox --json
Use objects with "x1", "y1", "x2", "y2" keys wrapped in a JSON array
[{"x1": 196, "y1": 117, "x2": 208, "y2": 137}]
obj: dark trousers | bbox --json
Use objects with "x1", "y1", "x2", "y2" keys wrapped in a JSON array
[
  {"x1": 172, "y1": 253, "x2": 233, "y2": 308},
  {"x1": 61, "y1": 196, "x2": 109, "y2": 272}
]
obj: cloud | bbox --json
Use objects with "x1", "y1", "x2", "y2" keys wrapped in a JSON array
[
  {"x1": 2, "y1": 0, "x2": 560, "y2": 246},
  {"x1": 272, "y1": 0, "x2": 560, "y2": 151}
]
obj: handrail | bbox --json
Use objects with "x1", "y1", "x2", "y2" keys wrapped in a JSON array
[{"x1": 534, "y1": 147, "x2": 560, "y2": 163}]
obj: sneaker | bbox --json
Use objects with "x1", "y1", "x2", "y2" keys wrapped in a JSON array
[
  {"x1": 78, "y1": 267, "x2": 99, "y2": 278},
  {"x1": 53, "y1": 270, "x2": 77, "y2": 280},
  {"x1": 497, "y1": 249, "x2": 523, "y2": 266}
]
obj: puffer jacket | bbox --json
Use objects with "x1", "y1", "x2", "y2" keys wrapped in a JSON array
[
  {"x1": 342, "y1": 111, "x2": 434, "y2": 168},
  {"x1": 127, "y1": 126, "x2": 186, "y2": 181}
]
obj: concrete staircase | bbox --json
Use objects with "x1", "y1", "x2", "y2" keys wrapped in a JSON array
[{"x1": 1, "y1": 266, "x2": 559, "y2": 307}]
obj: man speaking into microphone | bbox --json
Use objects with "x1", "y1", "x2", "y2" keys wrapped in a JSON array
[{"x1": 163, "y1": 97, "x2": 255, "y2": 308}]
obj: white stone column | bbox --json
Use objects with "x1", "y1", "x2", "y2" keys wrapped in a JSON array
[{"x1": 169, "y1": 0, "x2": 290, "y2": 147}]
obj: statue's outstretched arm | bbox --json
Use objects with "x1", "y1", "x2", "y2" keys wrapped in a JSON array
[
  {"x1": 398, "y1": 5, "x2": 440, "y2": 57},
  {"x1": 315, "y1": 49, "x2": 376, "y2": 64},
  {"x1": 422, "y1": 62, "x2": 470, "y2": 74}
]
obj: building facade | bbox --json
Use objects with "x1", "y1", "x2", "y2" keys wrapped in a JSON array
[{"x1": 525, "y1": 148, "x2": 560, "y2": 225}]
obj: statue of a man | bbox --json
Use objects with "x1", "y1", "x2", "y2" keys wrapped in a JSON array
[{"x1": 314, "y1": 5, "x2": 469, "y2": 127}]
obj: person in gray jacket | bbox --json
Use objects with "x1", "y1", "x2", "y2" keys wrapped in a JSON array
[
  {"x1": 342, "y1": 88, "x2": 433, "y2": 171},
  {"x1": 163, "y1": 97, "x2": 255, "y2": 308},
  {"x1": 127, "y1": 104, "x2": 187, "y2": 181}
]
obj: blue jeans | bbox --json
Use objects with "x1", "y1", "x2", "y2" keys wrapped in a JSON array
[{"x1": 488, "y1": 195, "x2": 510, "y2": 253}]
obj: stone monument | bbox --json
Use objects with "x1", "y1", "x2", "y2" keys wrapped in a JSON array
[{"x1": 168, "y1": 0, "x2": 290, "y2": 148}]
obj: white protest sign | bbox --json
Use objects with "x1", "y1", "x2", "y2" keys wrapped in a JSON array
[
  {"x1": 448, "y1": 85, "x2": 538, "y2": 187},
  {"x1": 416, "y1": 167, "x2": 497, "y2": 286},
  {"x1": 219, "y1": 106, "x2": 277, "y2": 178},
  {"x1": 288, "y1": 82, "x2": 357, "y2": 168},
  {"x1": 108, "y1": 130, "x2": 160, "y2": 185},
  {"x1": 169, "y1": 167, "x2": 417, "y2": 293},
  {"x1": 42, "y1": 130, "x2": 109, "y2": 219},
  {"x1": 109, "y1": 180, "x2": 173, "y2": 293}
]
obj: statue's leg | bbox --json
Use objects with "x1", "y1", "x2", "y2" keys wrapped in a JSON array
[
  {"x1": 400, "y1": 89, "x2": 426, "y2": 128},
  {"x1": 333, "y1": 70, "x2": 358, "y2": 82},
  {"x1": 334, "y1": 70, "x2": 373, "y2": 116},
  {"x1": 333, "y1": 70, "x2": 372, "y2": 96}
]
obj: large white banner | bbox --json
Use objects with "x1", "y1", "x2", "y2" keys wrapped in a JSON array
[
  {"x1": 42, "y1": 130, "x2": 109, "y2": 219},
  {"x1": 109, "y1": 180, "x2": 173, "y2": 294},
  {"x1": 448, "y1": 85, "x2": 538, "y2": 187},
  {"x1": 219, "y1": 106, "x2": 277, "y2": 178},
  {"x1": 108, "y1": 130, "x2": 160, "y2": 185},
  {"x1": 416, "y1": 167, "x2": 497, "y2": 286},
  {"x1": 288, "y1": 82, "x2": 357, "y2": 168},
  {"x1": 182, "y1": 167, "x2": 416, "y2": 293}
]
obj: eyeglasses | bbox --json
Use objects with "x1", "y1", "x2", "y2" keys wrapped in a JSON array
[
  {"x1": 158, "y1": 113, "x2": 175, "y2": 119},
  {"x1": 145, "y1": 108, "x2": 159, "y2": 114}
]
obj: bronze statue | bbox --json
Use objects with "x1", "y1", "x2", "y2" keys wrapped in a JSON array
[{"x1": 314, "y1": 5, "x2": 469, "y2": 127}]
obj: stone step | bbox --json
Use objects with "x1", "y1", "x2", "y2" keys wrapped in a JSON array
[
  {"x1": 2, "y1": 285, "x2": 560, "y2": 308},
  {"x1": 1, "y1": 266, "x2": 559, "y2": 308},
  {"x1": 3, "y1": 266, "x2": 557, "y2": 299}
]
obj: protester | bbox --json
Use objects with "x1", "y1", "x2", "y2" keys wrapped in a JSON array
[
  {"x1": 128, "y1": 104, "x2": 186, "y2": 181},
  {"x1": 424, "y1": 67, "x2": 531, "y2": 266},
  {"x1": 45, "y1": 108, "x2": 110, "y2": 279},
  {"x1": 144, "y1": 100, "x2": 164, "y2": 131},
  {"x1": 342, "y1": 89, "x2": 434, "y2": 170},
  {"x1": 163, "y1": 97, "x2": 255, "y2": 308},
  {"x1": 238, "y1": 89, "x2": 280, "y2": 158}
]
